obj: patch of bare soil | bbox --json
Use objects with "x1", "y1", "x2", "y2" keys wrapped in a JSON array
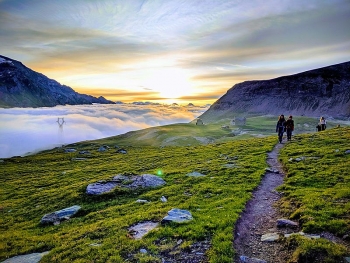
[{"x1": 233, "y1": 142, "x2": 294, "y2": 263}]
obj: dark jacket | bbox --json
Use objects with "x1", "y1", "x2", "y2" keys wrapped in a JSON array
[
  {"x1": 276, "y1": 120, "x2": 286, "y2": 133},
  {"x1": 285, "y1": 119, "x2": 294, "y2": 130}
]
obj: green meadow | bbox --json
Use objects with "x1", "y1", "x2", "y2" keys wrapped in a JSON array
[{"x1": 0, "y1": 116, "x2": 349, "y2": 262}]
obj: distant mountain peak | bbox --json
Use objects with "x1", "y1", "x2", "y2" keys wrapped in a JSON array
[
  {"x1": 200, "y1": 61, "x2": 350, "y2": 121},
  {"x1": 0, "y1": 55, "x2": 115, "y2": 108}
]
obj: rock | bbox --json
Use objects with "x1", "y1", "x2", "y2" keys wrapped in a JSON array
[
  {"x1": 161, "y1": 196, "x2": 167, "y2": 202},
  {"x1": 277, "y1": 218, "x2": 298, "y2": 228},
  {"x1": 161, "y1": 208, "x2": 193, "y2": 224},
  {"x1": 116, "y1": 148, "x2": 127, "y2": 154},
  {"x1": 135, "y1": 199, "x2": 149, "y2": 203},
  {"x1": 1, "y1": 251, "x2": 50, "y2": 263},
  {"x1": 87, "y1": 174, "x2": 166, "y2": 195},
  {"x1": 265, "y1": 168, "x2": 279, "y2": 173},
  {"x1": 98, "y1": 146, "x2": 108, "y2": 152},
  {"x1": 140, "y1": 249, "x2": 147, "y2": 254},
  {"x1": 40, "y1": 205, "x2": 81, "y2": 225},
  {"x1": 345, "y1": 150, "x2": 350, "y2": 154},
  {"x1": 223, "y1": 164, "x2": 236, "y2": 168},
  {"x1": 239, "y1": 255, "x2": 267, "y2": 263},
  {"x1": 344, "y1": 257, "x2": 350, "y2": 263},
  {"x1": 72, "y1": 158, "x2": 87, "y2": 161},
  {"x1": 64, "y1": 148, "x2": 76, "y2": 153},
  {"x1": 86, "y1": 181, "x2": 119, "y2": 195},
  {"x1": 89, "y1": 243, "x2": 102, "y2": 247},
  {"x1": 79, "y1": 151, "x2": 90, "y2": 154},
  {"x1": 128, "y1": 221, "x2": 159, "y2": 239},
  {"x1": 295, "y1": 157, "x2": 306, "y2": 162},
  {"x1": 187, "y1": 171, "x2": 205, "y2": 177},
  {"x1": 261, "y1": 232, "x2": 280, "y2": 242}
]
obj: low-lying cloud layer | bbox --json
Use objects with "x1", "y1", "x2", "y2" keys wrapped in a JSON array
[{"x1": 0, "y1": 103, "x2": 208, "y2": 158}]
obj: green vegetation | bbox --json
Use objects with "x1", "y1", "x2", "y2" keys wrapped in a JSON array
[
  {"x1": 0, "y1": 135, "x2": 276, "y2": 262},
  {"x1": 0, "y1": 118, "x2": 349, "y2": 262},
  {"x1": 278, "y1": 127, "x2": 350, "y2": 262}
]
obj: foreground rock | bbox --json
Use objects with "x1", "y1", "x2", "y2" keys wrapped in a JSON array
[
  {"x1": 161, "y1": 209, "x2": 193, "y2": 224},
  {"x1": 40, "y1": 205, "x2": 81, "y2": 225},
  {"x1": 1, "y1": 251, "x2": 50, "y2": 263},
  {"x1": 86, "y1": 174, "x2": 166, "y2": 195},
  {"x1": 128, "y1": 221, "x2": 159, "y2": 240}
]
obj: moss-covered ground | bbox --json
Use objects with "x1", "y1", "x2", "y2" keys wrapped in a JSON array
[{"x1": 0, "y1": 121, "x2": 349, "y2": 262}]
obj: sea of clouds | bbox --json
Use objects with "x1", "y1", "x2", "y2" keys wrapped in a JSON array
[{"x1": 0, "y1": 103, "x2": 209, "y2": 158}]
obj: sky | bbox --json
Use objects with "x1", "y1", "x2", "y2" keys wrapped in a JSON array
[
  {"x1": 0, "y1": 103, "x2": 208, "y2": 158},
  {"x1": 1, "y1": 0, "x2": 350, "y2": 105}
]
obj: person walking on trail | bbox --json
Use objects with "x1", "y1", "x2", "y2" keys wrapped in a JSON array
[
  {"x1": 285, "y1": 115, "x2": 294, "y2": 141},
  {"x1": 276, "y1": 114, "x2": 286, "y2": 143},
  {"x1": 319, "y1": 116, "x2": 327, "y2": 131}
]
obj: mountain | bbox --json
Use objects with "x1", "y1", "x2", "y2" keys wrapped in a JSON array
[
  {"x1": 0, "y1": 55, "x2": 115, "y2": 108},
  {"x1": 199, "y1": 61, "x2": 350, "y2": 122}
]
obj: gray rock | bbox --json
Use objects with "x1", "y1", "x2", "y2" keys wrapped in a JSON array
[
  {"x1": 161, "y1": 196, "x2": 167, "y2": 202},
  {"x1": 79, "y1": 151, "x2": 90, "y2": 154},
  {"x1": 40, "y1": 205, "x2": 81, "y2": 225},
  {"x1": 64, "y1": 148, "x2": 76, "y2": 153},
  {"x1": 0, "y1": 251, "x2": 50, "y2": 263},
  {"x1": 295, "y1": 157, "x2": 306, "y2": 162},
  {"x1": 116, "y1": 148, "x2": 127, "y2": 154},
  {"x1": 140, "y1": 249, "x2": 148, "y2": 254},
  {"x1": 239, "y1": 255, "x2": 267, "y2": 263},
  {"x1": 265, "y1": 168, "x2": 279, "y2": 173},
  {"x1": 261, "y1": 232, "x2": 280, "y2": 242},
  {"x1": 161, "y1": 208, "x2": 193, "y2": 224},
  {"x1": 128, "y1": 221, "x2": 159, "y2": 239},
  {"x1": 87, "y1": 174, "x2": 166, "y2": 195},
  {"x1": 135, "y1": 199, "x2": 149, "y2": 203},
  {"x1": 344, "y1": 257, "x2": 350, "y2": 263},
  {"x1": 345, "y1": 150, "x2": 350, "y2": 154},
  {"x1": 187, "y1": 171, "x2": 205, "y2": 177},
  {"x1": 277, "y1": 218, "x2": 298, "y2": 228},
  {"x1": 86, "y1": 181, "x2": 119, "y2": 195},
  {"x1": 98, "y1": 146, "x2": 108, "y2": 152}
]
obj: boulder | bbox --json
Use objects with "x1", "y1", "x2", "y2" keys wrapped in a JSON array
[
  {"x1": 161, "y1": 208, "x2": 193, "y2": 224},
  {"x1": 86, "y1": 174, "x2": 166, "y2": 195},
  {"x1": 40, "y1": 205, "x2": 81, "y2": 225},
  {"x1": 277, "y1": 218, "x2": 298, "y2": 228},
  {"x1": 1, "y1": 251, "x2": 50, "y2": 263},
  {"x1": 116, "y1": 149, "x2": 127, "y2": 154},
  {"x1": 128, "y1": 221, "x2": 159, "y2": 240}
]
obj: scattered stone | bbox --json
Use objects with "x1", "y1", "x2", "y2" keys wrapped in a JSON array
[
  {"x1": 79, "y1": 151, "x2": 90, "y2": 154},
  {"x1": 89, "y1": 243, "x2": 102, "y2": 247},
  {"x1": 345, "y1": 150, "x2": 350, "y2": 154},
  {"x1": 140, "y1": 249, "x2": 147, "y2": 254},
  {"x1": 261, "y1": 232, "x2": 280, "y2": 242},
  {"x1": 186, "y1": 171, "x2": 205, "y2": 177},
  {"x1": 239, "y1": 255, "x2": 267, "y2": 263},
  {"x1": 288, "y1": 158, "x2": 293, "y2": 162},
  {"x1": 295, "y1": 157, "x2": 306, "y2": 162},
  {"x1": 128, "y1": 221, "x2": 159, "y2": 239},
  {"x1": 265, "y1": 168, "x2": 279, "y2": 173},
  {"x1": 161, "y1": 208, "x2": 193, "y2": 224},
  {"x1": 87, "y1": 174, "x2": 166, "y2": 195},
  {"x1": 335, "y1": 149, "x2": 339, "y2": 152},
  {"x1": 116, "y1": 148, "x2": 127, "y2": 154},
  {"x1": 161, "y1": 196, "x2": 167, "y2": 202},
  {"x1": 64, "y1": 148, "x2": 76, "y2": 153},
  {"x1": 0, "y1": 251, "x2": 50, "y2": 263},
  {"x1": 277, "y1": 219, "x2": 298, "y2": 228},
  {"x1": 98, "y1": 146, "x2": 108, "y2": 152},
  {"x1": 40, "y1": 205, "x2": 81, "y2": 225},
  {"x1": 222, "y1": 163, "x2": 236, "y2": 168},
  {"x1": 72, "y1": 158, "x2": 87, "y2": 161},
  {"x1": 135, "y1": 199, "x2": 149, "y2": 203}
]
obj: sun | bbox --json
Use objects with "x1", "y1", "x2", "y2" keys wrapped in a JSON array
[{"x1": 144, "y1": 68, "x2": 192, "y2": 99}]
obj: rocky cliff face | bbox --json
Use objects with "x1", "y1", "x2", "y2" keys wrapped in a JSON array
[
  {"x1": 200, "y1": 61, "x2": 350, "y2": 121},
  {"x1": 0, "y1": 55, "x2": 115, "y2": 108}
]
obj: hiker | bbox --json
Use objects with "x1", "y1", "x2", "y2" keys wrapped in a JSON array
[
  {"x1": 319, "y1": 116, "x2": 327, "y2": 131},
  {"x1": 276, "y1": 114, "x2": 286, "y2": 143},
  {"x1": 285, "y1": 115, "x2": 294, "y2": 141}
]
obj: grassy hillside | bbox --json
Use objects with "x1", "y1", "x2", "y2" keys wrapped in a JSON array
[{"x1": 0, "y1": 124, "x2": 349, "y2": 262}]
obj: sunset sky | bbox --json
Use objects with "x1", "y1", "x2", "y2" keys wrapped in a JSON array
[{"x1": 1, "y1": 0, "x2": 350, "y2": 105}]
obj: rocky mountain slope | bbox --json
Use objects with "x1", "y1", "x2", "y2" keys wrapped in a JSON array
[
  {"x1": 200, "y1": 61, "x2": 350, "y2": 122},
  {"x1": 0, "y1": 55, "x2": 115, "y2": 108}
]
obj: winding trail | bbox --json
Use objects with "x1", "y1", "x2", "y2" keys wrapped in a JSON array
[{"x1": 233, "y1": 142, "x2": 292, "y2": 263}]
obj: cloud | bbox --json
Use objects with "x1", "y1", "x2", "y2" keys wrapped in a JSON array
[{"x1": 0, "y1": 104, "x2": 208, "y2": 158}]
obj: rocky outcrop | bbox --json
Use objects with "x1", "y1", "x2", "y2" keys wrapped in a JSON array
[
  {"x1": 0, "y1": 55, "x2": 115, "y2": 108},
  {"x1": 40, "y1": 205, "x2": 81, "y2": 225},
  {"x1": 200, "y1": 61, "x2": 350, "y2": 121}
]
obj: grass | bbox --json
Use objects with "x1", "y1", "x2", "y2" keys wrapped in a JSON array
[
  {"x1": 0, "y1": 119, "x2": 349, "y2": 262},
  {"x1": 0, "y1": 135, "x2": 276, "y2": 262}
]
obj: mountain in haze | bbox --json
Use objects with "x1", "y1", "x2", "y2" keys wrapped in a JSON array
[
  {"x1": 0, "y1": 55, "x2": 115, "y2": 108},
  {"x1": 199, "y1": 61, "x2": 350, "y2": 122}
]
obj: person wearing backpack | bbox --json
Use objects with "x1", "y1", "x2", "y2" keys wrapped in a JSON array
[
  {"x1": 285, "y1": 115, "x2": 294, "y2": 141},
  {"x1": 276, "y1": 114, "x2": 286, "y2": 143}
]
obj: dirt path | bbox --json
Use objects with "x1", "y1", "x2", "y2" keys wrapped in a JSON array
[{"x1": 233, "y1": 142, "x2": 293, "y2": 263}]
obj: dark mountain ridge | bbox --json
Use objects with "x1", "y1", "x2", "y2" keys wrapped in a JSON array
[
  {"x1": 0, "y1": 55, "x2": 115, "y2": 108},
  {"x1": 200, "y1": 61, "x2": 350, "y2": 121}
]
